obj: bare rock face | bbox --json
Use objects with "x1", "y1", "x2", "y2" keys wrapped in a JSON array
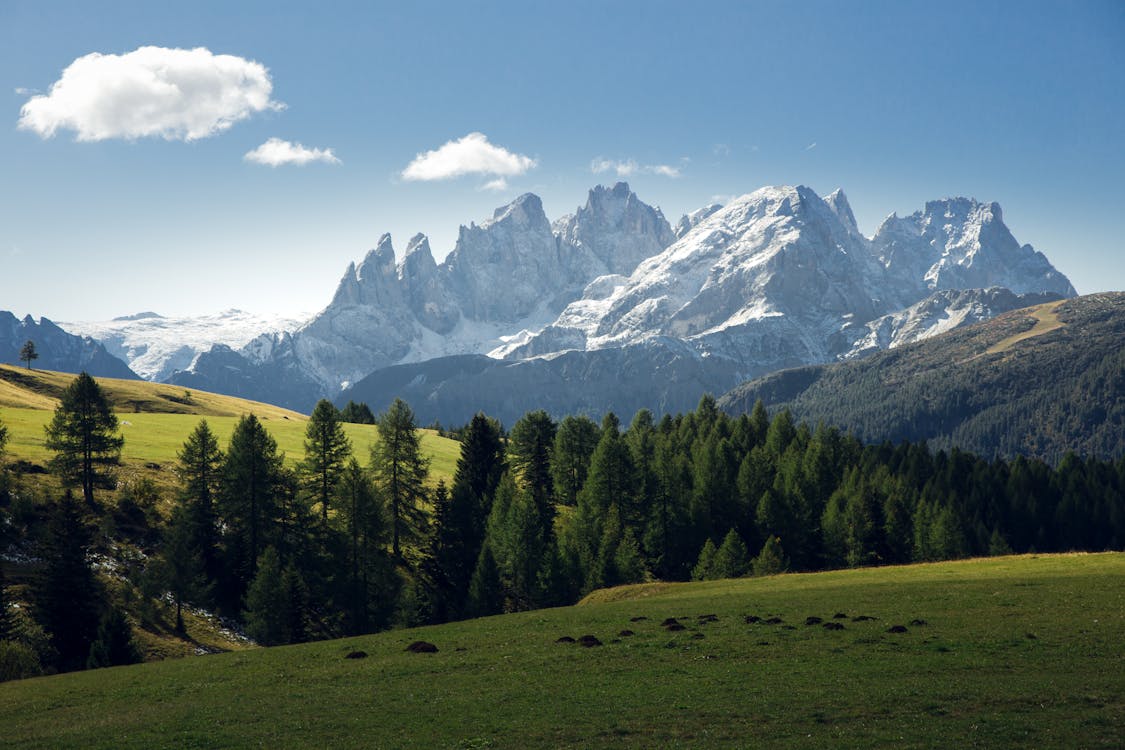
[{"x1": 172, "y1": 182, "x2": 1075, "y2": 417}]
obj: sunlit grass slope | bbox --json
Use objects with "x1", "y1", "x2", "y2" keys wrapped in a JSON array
[
  {"x1": 0, "y1": 365, "x2": 460, "y2": 488},
  {"x1": 1, "y1": 553, "x2": 1121, "y2": 748}
]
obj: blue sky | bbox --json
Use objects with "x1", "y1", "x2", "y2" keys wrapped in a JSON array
[{"x1": 1, "y1": 0, "x2": 1122, "y2": 320}]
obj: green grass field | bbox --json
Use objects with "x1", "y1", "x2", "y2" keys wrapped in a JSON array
[
  {"x1": 0, "y1": 365, "x2": 461, "y2": 492},
  {"x1": 2, "y1": 553, "x2": 1121, "y2": 748}
]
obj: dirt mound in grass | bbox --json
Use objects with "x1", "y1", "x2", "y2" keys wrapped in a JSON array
[
  {"x1": 405, "y1": 641, "x2": 438, "y2": 653},
  {"x1": 555, "y1": 636, "x2": 576, "y2": 644},
  {"x1": 577, "y1": 635, "x2": 603, "y2": 647},
  {"x1": 887, "y1": 625, "x2": 908, "y2": 634},
  {"x1": 344, "y1": 651, "x2": 367, "y2": 659}
]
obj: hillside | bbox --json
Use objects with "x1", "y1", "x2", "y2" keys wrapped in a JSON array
[
  {"x1": 0, "y1": 365, "x2": 460, "y2": 488},
  {"x1": 1, "y1": 553, "x2": 1121, "y2": 748},
  {"x1": 719, "y1": 293, "x2": 1125, "y2": 462}
]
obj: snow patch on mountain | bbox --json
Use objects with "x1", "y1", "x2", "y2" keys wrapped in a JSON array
[{"x1": 61, "y1": 309, "x2": 309, "y2": 381}]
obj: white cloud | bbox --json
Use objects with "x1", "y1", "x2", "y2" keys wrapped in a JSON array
[
  {"x1": 244, "y1": 138, "x2": 340, "y2": 166},
  {"x1": 805, "y1": 142, "x2": 818, "y2": 151},
  {"x1": 18, "y1": 46, "x2": 283, "y2": 141},
  {"x1": 591, "y1": 157, "x2": 681, "y2": 178},
  {"x1": 479, "y1": 178, "x2": 509, "y2": 191},
  {"x1": 401, "y1": 132, "x2": 536, "y2": 182}
]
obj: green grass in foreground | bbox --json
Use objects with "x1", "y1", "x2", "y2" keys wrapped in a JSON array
[{"x1": 1, "y1": 553, "x2": 1122, "y2": 748}]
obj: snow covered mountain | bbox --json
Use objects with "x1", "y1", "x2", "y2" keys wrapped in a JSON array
[
  {"x1": 60, "y1": 309, "x2": 308, "y2": 381},
  {"x1": 173, "y1": 183, "x2": 676, "y2": 406},
  {"x1": 501, "y1": 186, "x2": 1074, "y2": 372},
  {"x1": 1, "y1": 312, "x2": 138, "y2": 379},
  {"x1": 172, "y1": 182, "x2": 1075, "y2": 418}
]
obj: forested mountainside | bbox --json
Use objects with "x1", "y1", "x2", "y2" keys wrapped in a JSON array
[{"x1": 720, "y1": 293, "x2": 1125, "y2": 462}]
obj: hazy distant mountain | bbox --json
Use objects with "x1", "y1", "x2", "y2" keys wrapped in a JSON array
[
  {"x1": 0, "y1": 312, "x2": 138, "y2": 379},
  {"x1": 718, "y1": 293, "x2": 1124, "y2": 462},
  {"x1": 60, "y1": 309, "x2": 308, "y2": 381}
]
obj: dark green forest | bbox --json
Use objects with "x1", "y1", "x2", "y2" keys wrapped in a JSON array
[
  {"x1": 2, "y1": 372, "x2": 1124, "y2": 681},
  {"x1": 720, "y1": 292, "x2": 1125, "y2": 462}
]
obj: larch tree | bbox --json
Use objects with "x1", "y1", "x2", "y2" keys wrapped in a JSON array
[
  {"x1": 219, "y1": 414, "x2": 285, "y2": 603},
  {"x1": 19, "y1": 339, "x2": 38, "y2": 370},
  {"x1": 300, "y1": 399, "x2": 352, "y2": 524},
  {"x1": 44, "y1": 372, "x2": 123, "y2": 507},
  {"x1": 370, "y1": 399, "x2": 430, "y2": 561},
  {"x1": 177, "y1": 419, "x2": 224, "y2": 590}
]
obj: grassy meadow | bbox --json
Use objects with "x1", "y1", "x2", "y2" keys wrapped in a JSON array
[
  {"x1": 0, "y1": 364, "x2": 461, "y2": 493},
  {"x1": 1, "y1": 553, "x2": 1121, "y2": 748}
]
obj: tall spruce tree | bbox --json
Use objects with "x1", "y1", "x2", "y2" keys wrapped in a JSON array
[
  {"x1": 86, "y1": 606, "x2": 140, "y2": 669},
  {"x1": 44, "y1": 372, "x2": 123, "y2": 507},
  {"x1": 243, "y1": 547, "x2": 288, "y2": 646},
  {"x1": 34, "y1": 492, "x2": 101, "y2": 672},
  {"x1": 370, "y1": 399, "x2": 430, "y2": 561},
  {"x1": 300, "y1": 399, "x2": 352, "y2": 524},
  {"x1": 507, "y1": 410, "x2": 556, "y2": 532},
  {"x1": 551, "y1": 415, "x2": 600, "y2": 506},
  {"x1": 177, "y1": 420, "x2": 223, "y2": 592},
  {"x1": 439, "y1": 413, "x2": 505, "y2": 617},
  {"x1": 335, "y1": 457, "x2": 391, "y2": 634},
  {"x1": 219, "y1": 414, "x2": 285, "y2": 605}
]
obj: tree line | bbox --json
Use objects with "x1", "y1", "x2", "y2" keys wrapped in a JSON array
[{"x1": 1, "y1": 373, "x2": 1123, "y2": 680}]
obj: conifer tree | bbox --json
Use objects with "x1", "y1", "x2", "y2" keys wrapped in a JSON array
[
  {"x1": 466, "y1": 545, "x2": 503, "y2": 618},
  {"x1": 613, "y1": 528, "x2": 646, "y2": 585},
  {"x1": 282, "y1": 565, "x2": 310, "y2": 644},
  {"x1": 0, "y1": 562, "x2": 12, "y2": 642},
  {"x1": 44, "y1": 372, "x2": 123, "y2": 507},
  {"x1": 243, "y1": 547, "x2": 287, "y2": 646},
  {"x1": 86, "y1": 606, "x2": 140, "y2": 669},
  {"x1": 34, "y1": 492, "x2": 101, "y2": 672},
  {"x1": 551, "y1": 415, "x2": 600, "y2": 506},
  {"x1": 573, "y1": 414, "x2": 635, "y2": 573},
  {"x1": 300, "y1": 399, "x2": 352, "y2": 524},
  {"x1": 692, "y1": 538, "x2": 717, "y2": 581},
  {"x1": 160, "y1": 504, "x2": 210, "y2": 634},
  {"x1": 177, "y1": 419, "x2": 223, "y2": 591},
  {"x1": 752, "y1": 535, "x2": 789, "y2": 577},
  {"x1": 507, "y1": 410, "x2": 556, "y2": 525},
  {"x1": 712, "y1": 528, "x2": 750, "y2": 579},
  {"x1": 219, "y1": 414, "x2": 285, "y2": 604},
  {"x1": 335, "y1": 458, "x2": 385, "y2": 633},
  {"x1": 370, "y1": 399, "x2": 430, "y2": 560},
  {"x1": 19, "y1": 339, "x2": 38, "y2": 370}
]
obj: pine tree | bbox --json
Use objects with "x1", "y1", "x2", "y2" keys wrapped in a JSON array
[
  {"x1": 44, "y1": 372, "x2": 124, "y2": 507},
  {"x1": 34, "y1": 492, "x2": 101, "y2": 672},
  {"x1": 339, "y1": 400, "x2": 376, "y2": 425},
  {"x1": 219, "y1": 414, "x2": 285, "y2": 606},
  {"x1": 300, "y1": 399, "x2": 352, "y2": 524},
  {"x1": 573, "y1": 414, "x2": 635, "y2": 574},
  {"x1": 551, "y1": 415, "x2": 600, "y2": 506},
  {"x1": 282, "y1": 565, "x2": 310, "y2": 644},
  {"x1": 160, "y1": 504, "x2": 210, "y2": 634},
  {"x1": 370, "y1": 399, "x2": 430, "y2": 560},
  {"x1": 691, "y1": 538, "x2": 717, "y2": 581},
  {"x1": 711, "y1": 528, "x2": 750, "y2": 579},
  {"x1": 507, "y1": 410, "x2": 556, "y2": 527},
  {"x1": 243, "y1": 547, "x2": 287, "y2": 646},
  {"x1": 177, "y1": 420, "x2": 223, "y2": 593},
  {"x1": 752, "y1": 536, "x2": 789, "y2": 577},
  {"x1": 19, "y1": 340, "x2": 38, "y2": 370},
  {"x1": 86, "y1": 606, "x2": 140, "y2": 669},
  {"x1": 613, "y1": 528, "x2": 646, "y2": 585},
  {"x1": 466, "y1": 545, "x2": 503, "y2": 618},
  {"x1": 336, "y1": 457, "x2": 390, "y2": 634}
]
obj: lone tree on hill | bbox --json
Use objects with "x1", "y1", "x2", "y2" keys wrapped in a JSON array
[
  {"x1": 19, "y1": 339, "x2": 38, "y2": 370},
  {"x1": 44, "y1": 372, "x2": 123, "y2": 507}
]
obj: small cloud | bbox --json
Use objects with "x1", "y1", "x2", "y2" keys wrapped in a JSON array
[
  {"x1": 712, "y1": 143, "x2": 730, "y2": 157},
  {"x1": 479, "y1": 178, "x2": 509, "y2": 191},
  {"x1": 244, "y1": 138, "x2": 340, "y2": 166},
  {"x1": 14, "y1": 87, "x2": 39, "y2": 96},
  {"x1": 18, "y1": 46, "x2": 283, "y2": 142},
  {"x1": 591, "y1": 157, "x2": 680, "y2": 178},
  {"x1": 805, "y1": 142, "x2": 817, "y2": 151},
  {"x1": 401, "y1": 132, "x2": 536, "y2": 182}
]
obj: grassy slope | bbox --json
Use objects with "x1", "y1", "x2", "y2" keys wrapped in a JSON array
[
  {"x1": 0, "y1": 365, "x2": 460, "y2": 487},
  {"x1": 1, "y1": 553, "x2": 1121, "y2": 748}
]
